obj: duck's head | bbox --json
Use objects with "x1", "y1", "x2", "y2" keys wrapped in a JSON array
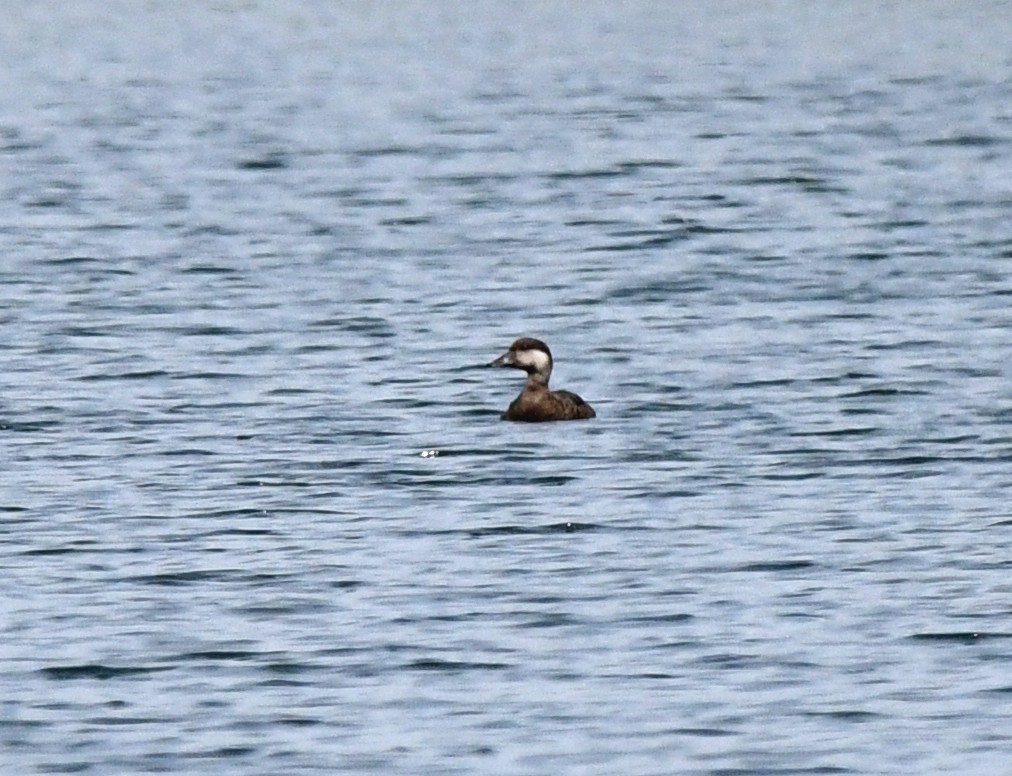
[{"x1": 489, "y1": 337, "x2": 553, "y2": 383}]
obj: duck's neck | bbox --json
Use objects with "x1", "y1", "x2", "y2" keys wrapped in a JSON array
[{"x1": 527, "y1": 372, "x2": 550, "y2": 388}]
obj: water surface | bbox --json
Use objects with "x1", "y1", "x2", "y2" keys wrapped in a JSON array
[{"x1": 2, "y1": 2, "x2": 1011, "y2": 774}]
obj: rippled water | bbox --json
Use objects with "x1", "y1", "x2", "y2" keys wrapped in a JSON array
[{"x1": 2, "y1": 2, "x2": 1011, "y2": 774}]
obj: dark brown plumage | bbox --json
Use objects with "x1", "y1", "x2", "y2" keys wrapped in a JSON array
[{"x1": 489, "y1": 338, "x2": 595, "y2": 422}]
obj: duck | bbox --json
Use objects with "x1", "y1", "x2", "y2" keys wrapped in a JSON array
[{"x1": 489, "y1": 337, "x2": 595, "y2": 422}]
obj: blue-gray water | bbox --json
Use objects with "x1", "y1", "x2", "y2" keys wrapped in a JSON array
[{"x1": 2, "y1": 2, "x2": 1011, "y2": 774}]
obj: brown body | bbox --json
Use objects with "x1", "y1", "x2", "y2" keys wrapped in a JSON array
[
  {"x1": 489, "y1": 337, "x2": 596, "y2": 422},
  {"x1": 502, "y1": 382, "x2": 596, "y2": 422}
]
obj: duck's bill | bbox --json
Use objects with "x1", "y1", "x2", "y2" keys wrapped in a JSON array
[{"x1": 488, "y1": 351, "x2": 515, "y2": 368}]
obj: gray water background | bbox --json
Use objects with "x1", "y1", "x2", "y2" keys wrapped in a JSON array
[{"x1": 2, "y1": 2, "x2": 1011, "y2": 774}]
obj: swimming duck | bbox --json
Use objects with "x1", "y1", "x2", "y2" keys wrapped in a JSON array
[{"x1": 489, "y1": 337, "x2": 595, "y2": 422}]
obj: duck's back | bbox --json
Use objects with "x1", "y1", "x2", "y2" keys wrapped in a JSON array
[
  {"x1": 503, "y1": 385, "x2": 595, "y2": 422},
  {"x1": 551, "y1": 389, "x2": 596, "y2": 420}
]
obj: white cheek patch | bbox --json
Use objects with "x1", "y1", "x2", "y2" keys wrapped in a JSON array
[{"x1": 515, "y1": 349, "x2": 551, "y2": 375}]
